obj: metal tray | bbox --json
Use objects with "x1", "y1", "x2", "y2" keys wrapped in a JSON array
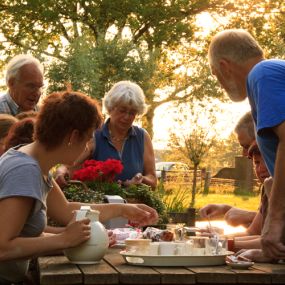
[{"x1": 120, "y1": 250, "x2": 233, "y2": 267}]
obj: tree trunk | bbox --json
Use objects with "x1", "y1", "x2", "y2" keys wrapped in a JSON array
[
  {"x1": 191, "y1": 164, "x2": 198, "y2": 207},
  {"x1": 142, "y1": 105, "x2": 155, "y2": 139}
]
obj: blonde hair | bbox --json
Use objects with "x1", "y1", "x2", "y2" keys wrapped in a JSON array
[
  {"x1": 103, "y1": 81, "x2": 148, "y2": 115},
  {"x1": 209, "y1": 29, "x2": 264, "y2": 68},
  {"x1": 234, "y1": 111, "x2": 255, "y2": 141}
]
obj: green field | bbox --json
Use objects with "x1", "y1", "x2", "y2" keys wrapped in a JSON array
[{"x1": 160, "y1": 183, "x2": 261, "y2": 215}]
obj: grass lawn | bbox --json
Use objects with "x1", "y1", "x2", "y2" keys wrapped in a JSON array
[
  {"x1": 194, "y1": 193, "x2": 261, "y2": 212},
  {"x1": 161, "y1": 183, "x2": 261, "y2": 215}
]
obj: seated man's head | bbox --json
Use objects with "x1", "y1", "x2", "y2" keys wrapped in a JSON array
[
  {"x1": 248, "y1": 141, "x2": 270, "y2": 183},
  {"x1": 6, "y1": 54, "x2": 44, "y2": 112},
  {"x1": 234, "y1": 111, "x2": 255, "y2": 156}
]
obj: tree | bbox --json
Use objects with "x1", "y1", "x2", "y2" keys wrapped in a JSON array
[
  {"x1": 0, "y1": 0, "x2": 226, "y2": 137},
  {"x1": 168, "y1": 102, "x2": 217, "y2": 207}
]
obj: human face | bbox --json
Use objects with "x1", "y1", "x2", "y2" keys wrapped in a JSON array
[
  {"x1": 237, "y1": 129, "x2": 254, "y2": 157},
  {"x1": 8, "y1": 63, "x2": 44, "y2": 111},
  {"x1": 253, "y1": 153, "x2": 270, "y2": 183},
  {"x1": 211, "y1": 64, "x2": 246, "y2": 102},
  {"x1": 110, "y1": 105, "x2": 138, "y2": 130},
  {"x1": 67, "y1": 128, "x2": 94, "y2": 166}
]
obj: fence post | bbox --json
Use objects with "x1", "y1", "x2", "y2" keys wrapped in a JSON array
[
  {"x1": 161, "y1": 169, "x2": 166, "y2": 182},
  {"x1": 203, "y1": 171, "x2": 211, "y2": 194}
]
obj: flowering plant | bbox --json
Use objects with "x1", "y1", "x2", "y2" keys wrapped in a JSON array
[
  {"x1": 71, "y1": 159, "x2": 124, "y2": 195},
  {"x1": 63, "y1": 159, "x2": 167, "y2": 222},
  {"x1": 72, "y1": 159, "x2": 123, "y2": 183}
]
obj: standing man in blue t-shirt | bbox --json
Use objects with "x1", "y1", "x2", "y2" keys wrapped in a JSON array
[{"x1": 208, "y1": 29, "x2": 285, "y2": 260}]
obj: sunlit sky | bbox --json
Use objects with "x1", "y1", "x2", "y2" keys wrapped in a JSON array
[
  {"x1": 152, "y1": 12, "x2": 250, "y2": 150},
  {"x1": 152, "y1": 99, "x2": 251, "y2": 150}
]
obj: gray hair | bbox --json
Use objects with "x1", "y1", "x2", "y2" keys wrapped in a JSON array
[
  {"x1": 234, "y1": 111, "x2": 255, "y2": 141},
  {"x1": 5, "y1": 54, "x2": 44, "y2": 85},
  {"x1": 208, "y1": 29, "x2": 264, "y2": 68},
  {"x1": 103, "y1": 81, "x2": 148, "y2": 115}
]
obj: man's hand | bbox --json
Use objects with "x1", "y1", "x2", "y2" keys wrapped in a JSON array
[
  {"x1": 236, "y1": 249, "x2": 273, "y2": 263},
  {"x1": 199, "y1": 204, "x2": 231, "y2": 219},
  {"x1": 261, "y1": 215, "x2": 285, "y2": 259}
]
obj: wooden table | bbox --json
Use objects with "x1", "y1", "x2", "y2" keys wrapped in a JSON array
[{"x1": 37, "y1": 248, "x2": 285, "y2": 285}]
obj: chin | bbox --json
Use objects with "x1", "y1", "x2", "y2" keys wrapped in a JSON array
[{"x1": 227, "y1": 91, "x2": 246, "y2": 102}]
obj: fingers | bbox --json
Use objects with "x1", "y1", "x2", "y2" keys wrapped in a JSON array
[{"x1": 129, "y1": 205, "x2": 158, "y2": 226}]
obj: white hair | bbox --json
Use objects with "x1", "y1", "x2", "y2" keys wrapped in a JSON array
[
  {"x1": 103, "y1": 81, "x2": 148, "y2": 115},
  {"x1": 208, "y1": 29, "x2": 264, "y2": 68},
  {"x1": 5, "y1": 54, "x2": 44, "y2": 85}
]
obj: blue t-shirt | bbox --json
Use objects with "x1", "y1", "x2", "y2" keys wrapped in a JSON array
[
  {"x1": 92, "y1": 119, "x2": 145, "y2": 181},
  {"x1": 247, "y1": 59, "x2": 285, "y2": 176}
]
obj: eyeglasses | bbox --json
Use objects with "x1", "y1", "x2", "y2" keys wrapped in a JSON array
[{"x1": 115, "y1": 107, "x2": 137, "y2": 117}]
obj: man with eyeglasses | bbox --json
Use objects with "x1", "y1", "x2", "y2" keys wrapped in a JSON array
[{"x1": 0, "y1": 54, "x2": 44, "y2": 116}]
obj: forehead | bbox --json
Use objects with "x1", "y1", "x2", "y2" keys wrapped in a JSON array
[
  {"x1": 18, "y1": 64, "x2": 43, "y2": 82},
  {"x1": 117, "y1": 104, "x2": 137, "y2": 110},
  {"x1": 237, "y1": 129, "x2": 252, "y2": 146}
]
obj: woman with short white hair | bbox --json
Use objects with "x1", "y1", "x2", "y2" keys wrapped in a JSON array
[{"x1": 56, "y1": 81, "x2": 157, "y2": 189}]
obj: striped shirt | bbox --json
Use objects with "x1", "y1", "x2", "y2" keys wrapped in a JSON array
[{"x1": 0, "y1": 92, "x2": 39, "y2": 116}]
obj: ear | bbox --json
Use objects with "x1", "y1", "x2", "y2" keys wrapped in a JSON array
[
  {"x1": 219, "y1": 59, "x2": 232, "y2": 78},
  {"x1": 68, "y1": 129, "x2": 80, "y2": 145},
  {"x1": 8, "y1": 77, "x2": 16, "y2": 89}
]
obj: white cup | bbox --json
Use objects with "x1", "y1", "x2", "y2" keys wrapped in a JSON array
[
  {"x1": 159, "y1": 242, "x2": 177, "y2": 256},
  {"x1": 149, "y1": 243, "x2": 159, "y2": 255},
  {"x1": 175, "y1": 242, "x2": 186, "y2": 256},
  {"x1": 184, "y1": 240, "x2": 194, "y2": 255},
  {"x1": 125, "y1": 239, "x2": 151, "y2": 255}
]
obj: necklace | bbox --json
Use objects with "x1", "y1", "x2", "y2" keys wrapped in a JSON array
[{"x1": 109, "y1": 129, "x2": 127, "y2": 143}]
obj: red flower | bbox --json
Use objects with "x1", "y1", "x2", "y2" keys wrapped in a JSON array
[{"x1": 72, "y1": 159, "x2": 123, "y2": 183}]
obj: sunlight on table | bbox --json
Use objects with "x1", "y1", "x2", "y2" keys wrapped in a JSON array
[{"x1": 195, "y1": 220, "x2": 246, "y2": 235}]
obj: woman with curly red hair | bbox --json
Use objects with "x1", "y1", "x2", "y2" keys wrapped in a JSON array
[{"x1": 0, "y1": 90, "x2": 158, "y2": 284}]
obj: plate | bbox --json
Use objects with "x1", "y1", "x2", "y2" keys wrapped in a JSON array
[
  {"x1": 120, "y1": 251, "x2": 233, "y2": 267},
  {"x1": 226, "y1": 261, "x2": 254, "y2": 269}
]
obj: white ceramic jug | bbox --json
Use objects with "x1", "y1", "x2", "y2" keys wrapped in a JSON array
[{"x1": 64, "y1": 206, "x2": 109, "y2": 264}]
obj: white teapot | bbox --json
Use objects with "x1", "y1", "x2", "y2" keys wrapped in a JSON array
[{"x1": 64, "y1": 206, "x2": 109, "y2": 264}]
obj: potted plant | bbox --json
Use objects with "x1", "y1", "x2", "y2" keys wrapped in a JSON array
[{"x1": 62, "y1": 159, "x2": 167, "y2": 223}]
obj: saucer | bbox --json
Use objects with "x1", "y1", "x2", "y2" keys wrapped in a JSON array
[{"x1": 226, "y1": 260, "x2": 254, "y2": 269}]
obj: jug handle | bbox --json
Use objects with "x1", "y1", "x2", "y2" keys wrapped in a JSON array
[{"x1": 76, "y1": 206, "x2": 91, "y2": 221}]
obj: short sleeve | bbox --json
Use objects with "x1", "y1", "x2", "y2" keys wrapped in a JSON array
[{"x1": 0, "y1": 164, "x2": 43, "y2": 202}]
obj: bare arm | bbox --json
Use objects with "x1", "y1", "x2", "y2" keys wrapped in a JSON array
[
  {"x1": 47, "y1": 179, "x2": 159, "y2": 226},
  {"x1": 199, "y1": 204, "x2": 232, "y2": 219},
  {"x1": 0, "y1": 196, "x2": 90, "y2": 262},
  {"x1": 261, "y1": 121, "x2": 285, "y2": 259},
  {"x1": 141, "y1": 131, "x2": 157, "y2": 188},
  {"x1": 234, "y1": 236, "x2": 261, "y2": 250},
  {"x1": 224, "y1": 208, "x2": 256, "y2": 227}
]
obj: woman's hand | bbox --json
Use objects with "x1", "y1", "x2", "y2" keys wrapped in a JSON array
[
  {"x1": 61, "y1": 215, "x2": 91, "y2": 248},
  {"x1": 54, "y1": 165, "x2": 70, "y2": 187},
  {"x1": 121, "y1": 204, "x2": 159, "y2": 227},
  {"x1": 108, "y1": 230, "x2": 116, "y2": 247},
  {"x1": 122, "y1": 173, "x2": 143, "y2": 186}
]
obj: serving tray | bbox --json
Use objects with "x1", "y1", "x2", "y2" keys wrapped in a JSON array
[{"x1": 120, "y1": 250, "x2": 233, "y2": 267}]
